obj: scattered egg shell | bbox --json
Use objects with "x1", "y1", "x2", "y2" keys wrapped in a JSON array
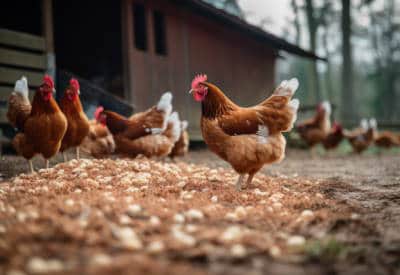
[
  {"x1": 26, "y1": 257, "x2": 64, "y2": 274},
  {"x1": 149, "y1": 216, "x2": 161, "y2": 226},
  {"x1": 231, "y1": 244, "x2": 247, "y2": 258},
  {"x1": 185, "y1": 209, "x2": 204, "y2": 221},
  {"x1": 177, "y1": 181, "x2": 187, "y2": 188},
  {"x1": 126, "y1": 204, "x2": 142, "y2": 216},
  {"x1": 220, "y1": 226, "x2": 242, "y2": 242},
  {"x1": 185, "y1": 224, "x2": 198, "y2": 233},
  {"x1": 111, "y1": 226, "x2": 142, "y2": 250},
  {"x1": 301, "y1": 210, "x2": 314, "y2": 218},
  {"x1": 269, "y1": 245, "x2": 281, "y2": 258},
  {"x1": 90, "y1": 254, "x2": 112, "y2": 266},
  {"x1": 211, "y1": 196, "x2": 218, "y2": 203},
  {"x1": 171, "y1": 227, "x2": 196, "y2": 247},
  {"x1": 0, "y1": 225, "x2": 6, "y2": 233},
  {"x1": 65, "y1": 199, "x2": 75, "y2": 207},
  {"x1": 147, "y1": 240, "x2": 165, "y2": 253},
  {"x1": 174, "y1": 213, "x2": 185, "y2": 224},
  {"x1": 287, "y1": 235, "x2": 306, "y2": 247},
  {"x1": 119, "y1": 214, "x2": 131, "y2": 225},
  {"x1": 351, "y1": 213, "x2": 360, "y2": 220}
]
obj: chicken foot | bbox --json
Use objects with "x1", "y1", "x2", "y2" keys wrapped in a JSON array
[{"x1": 236, "y1": 174, "x2": 245, "y2": 191}]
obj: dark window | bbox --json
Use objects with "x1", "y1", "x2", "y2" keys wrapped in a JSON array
[
  {"x1": 132, "y1": 4, "x2": 147, "y2": 51},
  {"x1": 153, "y1": 11, "x2": 167, "y2": 56}
]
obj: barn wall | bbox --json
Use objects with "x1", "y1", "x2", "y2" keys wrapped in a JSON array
[{"x1": 124, "y1": 0, "x2": 276, "y2": 139}]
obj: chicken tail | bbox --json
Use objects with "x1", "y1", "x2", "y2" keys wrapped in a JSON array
[
  {"x1": 147, "y1": 92, "x2": 173, "y2": 134},
  {"x1": 163, "y1": 112, "x2": 182, "y2": 142},
  {"x1": 259, "y1": 78, "x2": 300, "y2": 133},
  {"x1": 14, "y1": 76, "x2": 29, "y2": 98},
  {"x1": 7, "y1": 76, "x2": 31, "y2": 130}
]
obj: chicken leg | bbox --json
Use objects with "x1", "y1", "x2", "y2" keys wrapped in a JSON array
[
  {"x1": 28, "y1": 160, "x2": 34, "y2": 173},
  {"x1": 45, "y1": 159, "x2": 49, "y2": 169},
  {"x1": 245, "y1": 173, "x2": 255, "y2": 188},
  {"x1": 63, "y1": 152, "x2": 68, "y2": 162},
  {"x1": 236, "y1": 174, "x2": 245, "y2": 191},
  {"x1": 76, "y1": 147, "x2": 80, "y2": 160}
]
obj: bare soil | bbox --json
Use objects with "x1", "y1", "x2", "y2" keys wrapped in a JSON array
[{"x1": 0, "y1": 149, "x2": 399, "y2": 275}]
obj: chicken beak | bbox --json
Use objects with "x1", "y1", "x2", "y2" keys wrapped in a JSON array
[
  {"x1": 188, "y1": 89, "x2": 193, "y2": 94},
  {"x1": 53, "y1": 88, "x2": 56, "y2": 94},
  {"x1": 78, "y1": 89, "x2": 81, "y2": 95}
]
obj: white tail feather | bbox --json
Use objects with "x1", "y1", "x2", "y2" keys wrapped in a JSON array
[
  {"x1": 157, "y1": 92, "x2": 173, "y2": 115},
  {"x1": 256, "y1": 125, "x2": 269, "y2": 144},
  {"x1": 369, "y1": 118, "x2": 377, "y2": 130},
  {"x1": 168, "y1": 112, "x2": 181, "y2": 142},
  {"x1": 154, "y1": 92, "x2": 173, "y2": 133},
  {"x1": 276, "y1": 78, "x2": 299, "y2": 96},
  {"x1": 14, "y1": 76, "x2": 29, "y2": 98},
  {"x1": 289, "y1": 98, "x2": 300, "y2": 127},
  {"x1": 360, "y1": 118, "x2": 368, "y2": 130},
  {"x1": 181, "y1": 120, "x2": 188, "y2": 131},
  {"x1": 321, "y1": 101, "x2": 331, "y2": 115}
]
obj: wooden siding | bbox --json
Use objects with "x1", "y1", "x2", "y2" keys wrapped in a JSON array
[
  {"x1": 0, "y1": 28, "x2": 47, "y2": 123},
  {"x1": 125, "y1": 0, "x2": 277, "y2": 140}
]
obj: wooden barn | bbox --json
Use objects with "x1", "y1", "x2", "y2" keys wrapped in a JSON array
[{"x1": 0, "y1": 0, "x2": 321, "y2": 140}]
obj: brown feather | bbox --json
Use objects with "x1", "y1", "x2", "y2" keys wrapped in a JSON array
[
  {"x1": 15, "y1": 89, "x2": 67, "y2": 160},
  {"x1": 60, "y1": 92, "x2": 90, "y2": 152},
  {"x1": 198, "y1": 80, "x2": 298, "y2": 176}
]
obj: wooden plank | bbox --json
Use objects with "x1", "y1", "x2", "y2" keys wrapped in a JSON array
[
  {"x1": 0, "y1": 28, "x2": 46, "y2": 51},
  {"x1": 0, "y1": 86, "x2": 35, "y2": 102},
  {"x1": 0, "y1": 108, "x2": 7, "y2": 123},
  {"x1": 0, "y1": 48, "x2": 46, "y2": 69},
  {"x1": 0, "y1": 67, "x2": 43, "y2": 87}
]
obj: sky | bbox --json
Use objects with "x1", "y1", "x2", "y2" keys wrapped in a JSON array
[{"x1": 236, "y1": 0, "x2": 293, "y2": 36}]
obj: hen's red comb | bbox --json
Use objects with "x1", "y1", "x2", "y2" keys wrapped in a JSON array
[
  {"x1": 94, "y1": 106, "x2": 104, "y2": 120},
  {"x1": 191, "y1": 74, "x2": 207, "y2": 90},
  {"x1": 43, "y1": 74, "x2": 54, "y2": 89},
  {"x1": 70, "y1": 78, "x2": 80, "y2": 91}
]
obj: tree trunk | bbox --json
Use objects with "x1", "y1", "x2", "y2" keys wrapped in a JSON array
[
  {"x1": 341, "y1": 0, "x2": 355, "y2": 122},
  {"x1": 322, "y1": 29, "x2": 334, "y2": 103},
  {"x1": 291, "y1": 0, "x2": 301, "y2": 45},
  {"x1": 305, "y1": 0, "x2": 321, "y2": 103}
]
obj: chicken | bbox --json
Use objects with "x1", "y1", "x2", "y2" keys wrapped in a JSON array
[
  {"x1": 107, "y1": 112, "x2": 181, "y2": 158},
  {"x1": 373, "y1": 119, "x2": 400, "y2": 149},
  {"x1": 97, "y1": 92, "x2": 180, "y2": 157},
  {"x1": 296, "y1": 101, "x2": 331, "y2": 152},
  {"x1": 9, "y1": 75, "x2": 68, "y2": 172},
  {"x1": 169, "y1": 120, "x2": 190, "y2": 158},
  {"x1": 60, "y1": 78, "x2": 90, "y2": 160},
  {"x1": 375, "y1": 131, "x2": 400, "y2": 148},
  {"x1": 344, "y1": 118, "x2": 375, "y2": 153},
  {"x1": 189, "y1": 74, "x2": 299, "y2": 190},
  {"x1": 80, "y1": 116, "x2": 115, "y2": 158},
  {"x1": 7, "y1": 76, "x2": 31, "y2": 131},
  {"x1": 101, "y1": 92, "x2": 172, "y2": 138},
  {"x1": 322, "y1": 122, "x2": 344, "y2": 151}
]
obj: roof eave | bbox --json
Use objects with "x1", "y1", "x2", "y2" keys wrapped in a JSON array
[{"x1": 175, "y1": 0, "x2": 326, "y2": 61}]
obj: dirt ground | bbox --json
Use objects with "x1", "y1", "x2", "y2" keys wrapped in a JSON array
[{"x1": 0, "y1": 148, "x2": 399, "y2": 275}]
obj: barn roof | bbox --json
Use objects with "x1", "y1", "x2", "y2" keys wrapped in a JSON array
[{"x1": 174, "y1": 0, "x2": 325, "y2": 61}]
